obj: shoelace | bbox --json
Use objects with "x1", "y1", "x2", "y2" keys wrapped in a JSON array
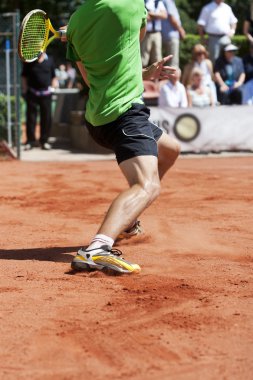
[{"x1": 109, "y1": 248, "x2": 123, "y2": 257}]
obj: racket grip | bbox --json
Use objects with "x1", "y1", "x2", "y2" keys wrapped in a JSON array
[
  {"x1": 59, "y1": 29, "x2": 67, "y2": 37},
  {"x1": 55, "y1": 29, "x2": 67, "y2": 39}
]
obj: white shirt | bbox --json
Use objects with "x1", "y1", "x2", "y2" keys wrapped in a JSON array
[
  {"x1": 194, "y1": 61, "x2": 212, "y2": 86},
  {"x1": 188, "y1": 88, "x2": 211, "y2": 108},
  {"x1": 145, "y1": 0, "x2": 166, "y2": 32},
  {"x1": 197, "y1": 1, "x2": 237, "y2": 35},
  {"x1": 159, "y1": 81, "x2": 188, "y2": 108}
]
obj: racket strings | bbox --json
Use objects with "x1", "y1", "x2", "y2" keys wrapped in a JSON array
[{"x1": 21, "y1": 13, "x2": 47, "y2": 61}]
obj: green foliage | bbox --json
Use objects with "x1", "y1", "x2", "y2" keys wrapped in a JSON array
[{"x1": 0, "y1": 93, "x2": 24, "y2": 140}]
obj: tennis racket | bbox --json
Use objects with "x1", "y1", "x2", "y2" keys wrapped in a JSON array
[{"x1": 18, "y1": 9, "x2": 66, "y2": 63}]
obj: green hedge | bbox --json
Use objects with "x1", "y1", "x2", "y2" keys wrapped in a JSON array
[
  {"x1": 179, "y1": 34, "x2": 249, "y2": 69},
  {"x1": 0, "y1": 93, "x2": 24, "y2": 140}
]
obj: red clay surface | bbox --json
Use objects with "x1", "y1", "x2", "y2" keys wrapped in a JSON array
[{"x1": 0, "y1": 156, "x2": 253, "y2": 380}]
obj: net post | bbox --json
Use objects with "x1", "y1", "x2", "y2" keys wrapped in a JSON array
[{"x1": 13, "y1": 10, "x2": 21, "y2": 159}]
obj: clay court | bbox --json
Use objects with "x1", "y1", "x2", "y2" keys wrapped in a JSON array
[{"x1": 0, "y1": 155, "x2": 252, "y2": 380}]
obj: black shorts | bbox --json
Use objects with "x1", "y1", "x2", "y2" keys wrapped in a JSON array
[{"x1": 85, "y1": 103, "x2": 163, "y2": 164}]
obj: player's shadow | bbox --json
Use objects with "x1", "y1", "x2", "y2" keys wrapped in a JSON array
[{"x1": 0, "y1": 246, "x2": 79, "y2": 263}]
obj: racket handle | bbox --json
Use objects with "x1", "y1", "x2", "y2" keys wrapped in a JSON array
[
  {"x1": 59, "y1": 29, "x2": 67, "y2": 37},
  {"x1": 55, "y1": 29, "x2": 67, "y2": 39}
]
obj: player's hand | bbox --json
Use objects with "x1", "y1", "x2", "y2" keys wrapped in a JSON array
[
  {"x1": 59, "y1": 26, "x2": 68, "y2": 42},
  {"x1": 142, "y1": 55, "x2": 176, "y2": 81}
]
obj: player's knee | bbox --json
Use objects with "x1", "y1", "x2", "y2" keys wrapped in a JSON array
[
  {"x1": 144, "y1": 179, "x2": 161, "y2": 204},
  {"x1": 171, "y1": 140, "x2": 181, "y2": 161}
]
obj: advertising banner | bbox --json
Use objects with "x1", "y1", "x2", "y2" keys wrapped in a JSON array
[{"x1": 149, "y1": 106, "x2": 253, "y2": 152}]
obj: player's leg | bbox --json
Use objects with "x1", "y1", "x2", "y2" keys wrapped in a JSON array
[
  {"x1": 119, "y1": 131, "x2": 180, "y2": 237},
  {"x1": 72, "y1": 104, "x2": 163, "y2": 274},
  {"x1": 72, "y1": 154, "x2": 159, "y2": 274},
  {"x1": 97, "y1": 154, "x2": 160, "y2": 239},
  {"x1": 157, "y1": 131, "x2": 181, "y2": 180}
]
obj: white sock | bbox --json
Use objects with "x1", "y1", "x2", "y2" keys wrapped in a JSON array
[{"x1": 87, "y1": 234, "x2": 114, "y2": 251}]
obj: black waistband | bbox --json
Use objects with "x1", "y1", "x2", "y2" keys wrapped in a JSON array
[
  {"x1": 147, "y1": 30, "x2": 161, "y2": 33},
  {"x1": 208, "y1": 33, "x2": 225, "y2": 37}
]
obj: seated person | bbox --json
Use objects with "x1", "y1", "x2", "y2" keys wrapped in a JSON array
[
  {"x1": 214, "y1": 44, "x2": 245, "y2": 105},
  {"x1": 158, "y1": 68, "x2": 188, "y2": 107},
  {"x1": 187, "y1": 68, "x2": 213, "y2": 107},
  {"x1": 182, "y1": 44, "x2": 217, "y2": 103},
  {"x1": 242, "y1": 42, "x2": 253, "y2": 104}
]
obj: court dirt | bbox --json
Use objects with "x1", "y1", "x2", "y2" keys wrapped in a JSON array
[{"x1": 0, "y1": 156, "x2": 252, "y2": 380}]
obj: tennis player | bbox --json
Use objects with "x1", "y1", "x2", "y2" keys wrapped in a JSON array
[{"x1": 67, "y1": 0, "x2": 180, "y2": 274}]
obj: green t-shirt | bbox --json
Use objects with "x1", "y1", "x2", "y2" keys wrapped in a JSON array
[{"x1": 67, "y1": 0, "x2": 147, "y2": 126}]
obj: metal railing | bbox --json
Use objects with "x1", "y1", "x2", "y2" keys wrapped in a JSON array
[{"x1": 0, "y1": 11, "x2": 21, "y2": 158}]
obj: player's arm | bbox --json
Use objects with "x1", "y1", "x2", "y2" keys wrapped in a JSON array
[{"x1": 76, "y1": 61, "x2": 90, "y2": 88}]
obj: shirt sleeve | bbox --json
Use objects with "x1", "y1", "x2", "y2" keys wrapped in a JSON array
[
  {"x1": 158, "y1": 1, "x2": 166, "y2": 12},
  {"x1": 197, "y1": 6, "x2": 208, "y2": 26},
  {"x1": 229, "y1": 8, "x2": 238, "y2": 24},
  {"x1": 141, "y1": 7, "x2": 147, "y2": 28},
  {"x1": 166, "y1": 0, "x2": 174, "y2": 15},
  {"x1": 66, "y1": 42, "x2": 80, "y2": 62}
]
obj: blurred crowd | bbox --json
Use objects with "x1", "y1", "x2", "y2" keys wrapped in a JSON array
[
  {"x1": 55, "y1": 62, "x2": 77, "y2": 89},
  {"x1": 142, "y1": 0, "x2": 253, "y2": 107}
]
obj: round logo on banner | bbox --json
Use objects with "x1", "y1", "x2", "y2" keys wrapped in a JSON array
[{"x1": 173, "y1": 114, "x2": 201, "y2": 142}]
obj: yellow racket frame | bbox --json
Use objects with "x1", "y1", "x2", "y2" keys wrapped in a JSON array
[{"x1": 18, "y1": 9, "x2": 66, "y2": 62}]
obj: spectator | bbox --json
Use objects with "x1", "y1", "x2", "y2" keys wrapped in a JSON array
[
  {"x1": 197, "y1": 0, "x2": 237, "y2": 64},
  {"x1": 162, "y1": 0, "x2": 185, "y2": 68},
  {"x1": 159, "y1": 68, "x2": 188, "y2": 107},
  {"x1": 243, "y1": 1, "x2": 253, "y2": 44},
  {"x1": 187, "y1": 68, "x2": 213, "y2": 107},
  {"x1": 141, "y1": 0, "x2": 167, "y2": 67},
  {"x1": 182, "y1": 44, "x2": 217, "y2": 103},
  {"x1": 242, "y1": 43, "x2": 253, "y2": 104},
  {"x1": 66, "y1": 62, "x2": 77, "y2": 88},
  {"x1": 21, "y1": 53, "x2": 58, "y2": 150},
  {"x1": 55, "y1": 64, "x2": 68, "y2": 88},
  {"x1": 214, "y1": 44, "x2": 245, "y2": 105}
]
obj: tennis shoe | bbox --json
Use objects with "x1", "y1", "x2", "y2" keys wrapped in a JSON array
[
  {"x1": 41, "y1": 142, "x2": 52, "y2": 150},
  {"x1": 71, "y1": 245, "x2": 141, "y2": 274},
  {"x1": 117, "y1": 220, "x2": 143, "y2": 240}
]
